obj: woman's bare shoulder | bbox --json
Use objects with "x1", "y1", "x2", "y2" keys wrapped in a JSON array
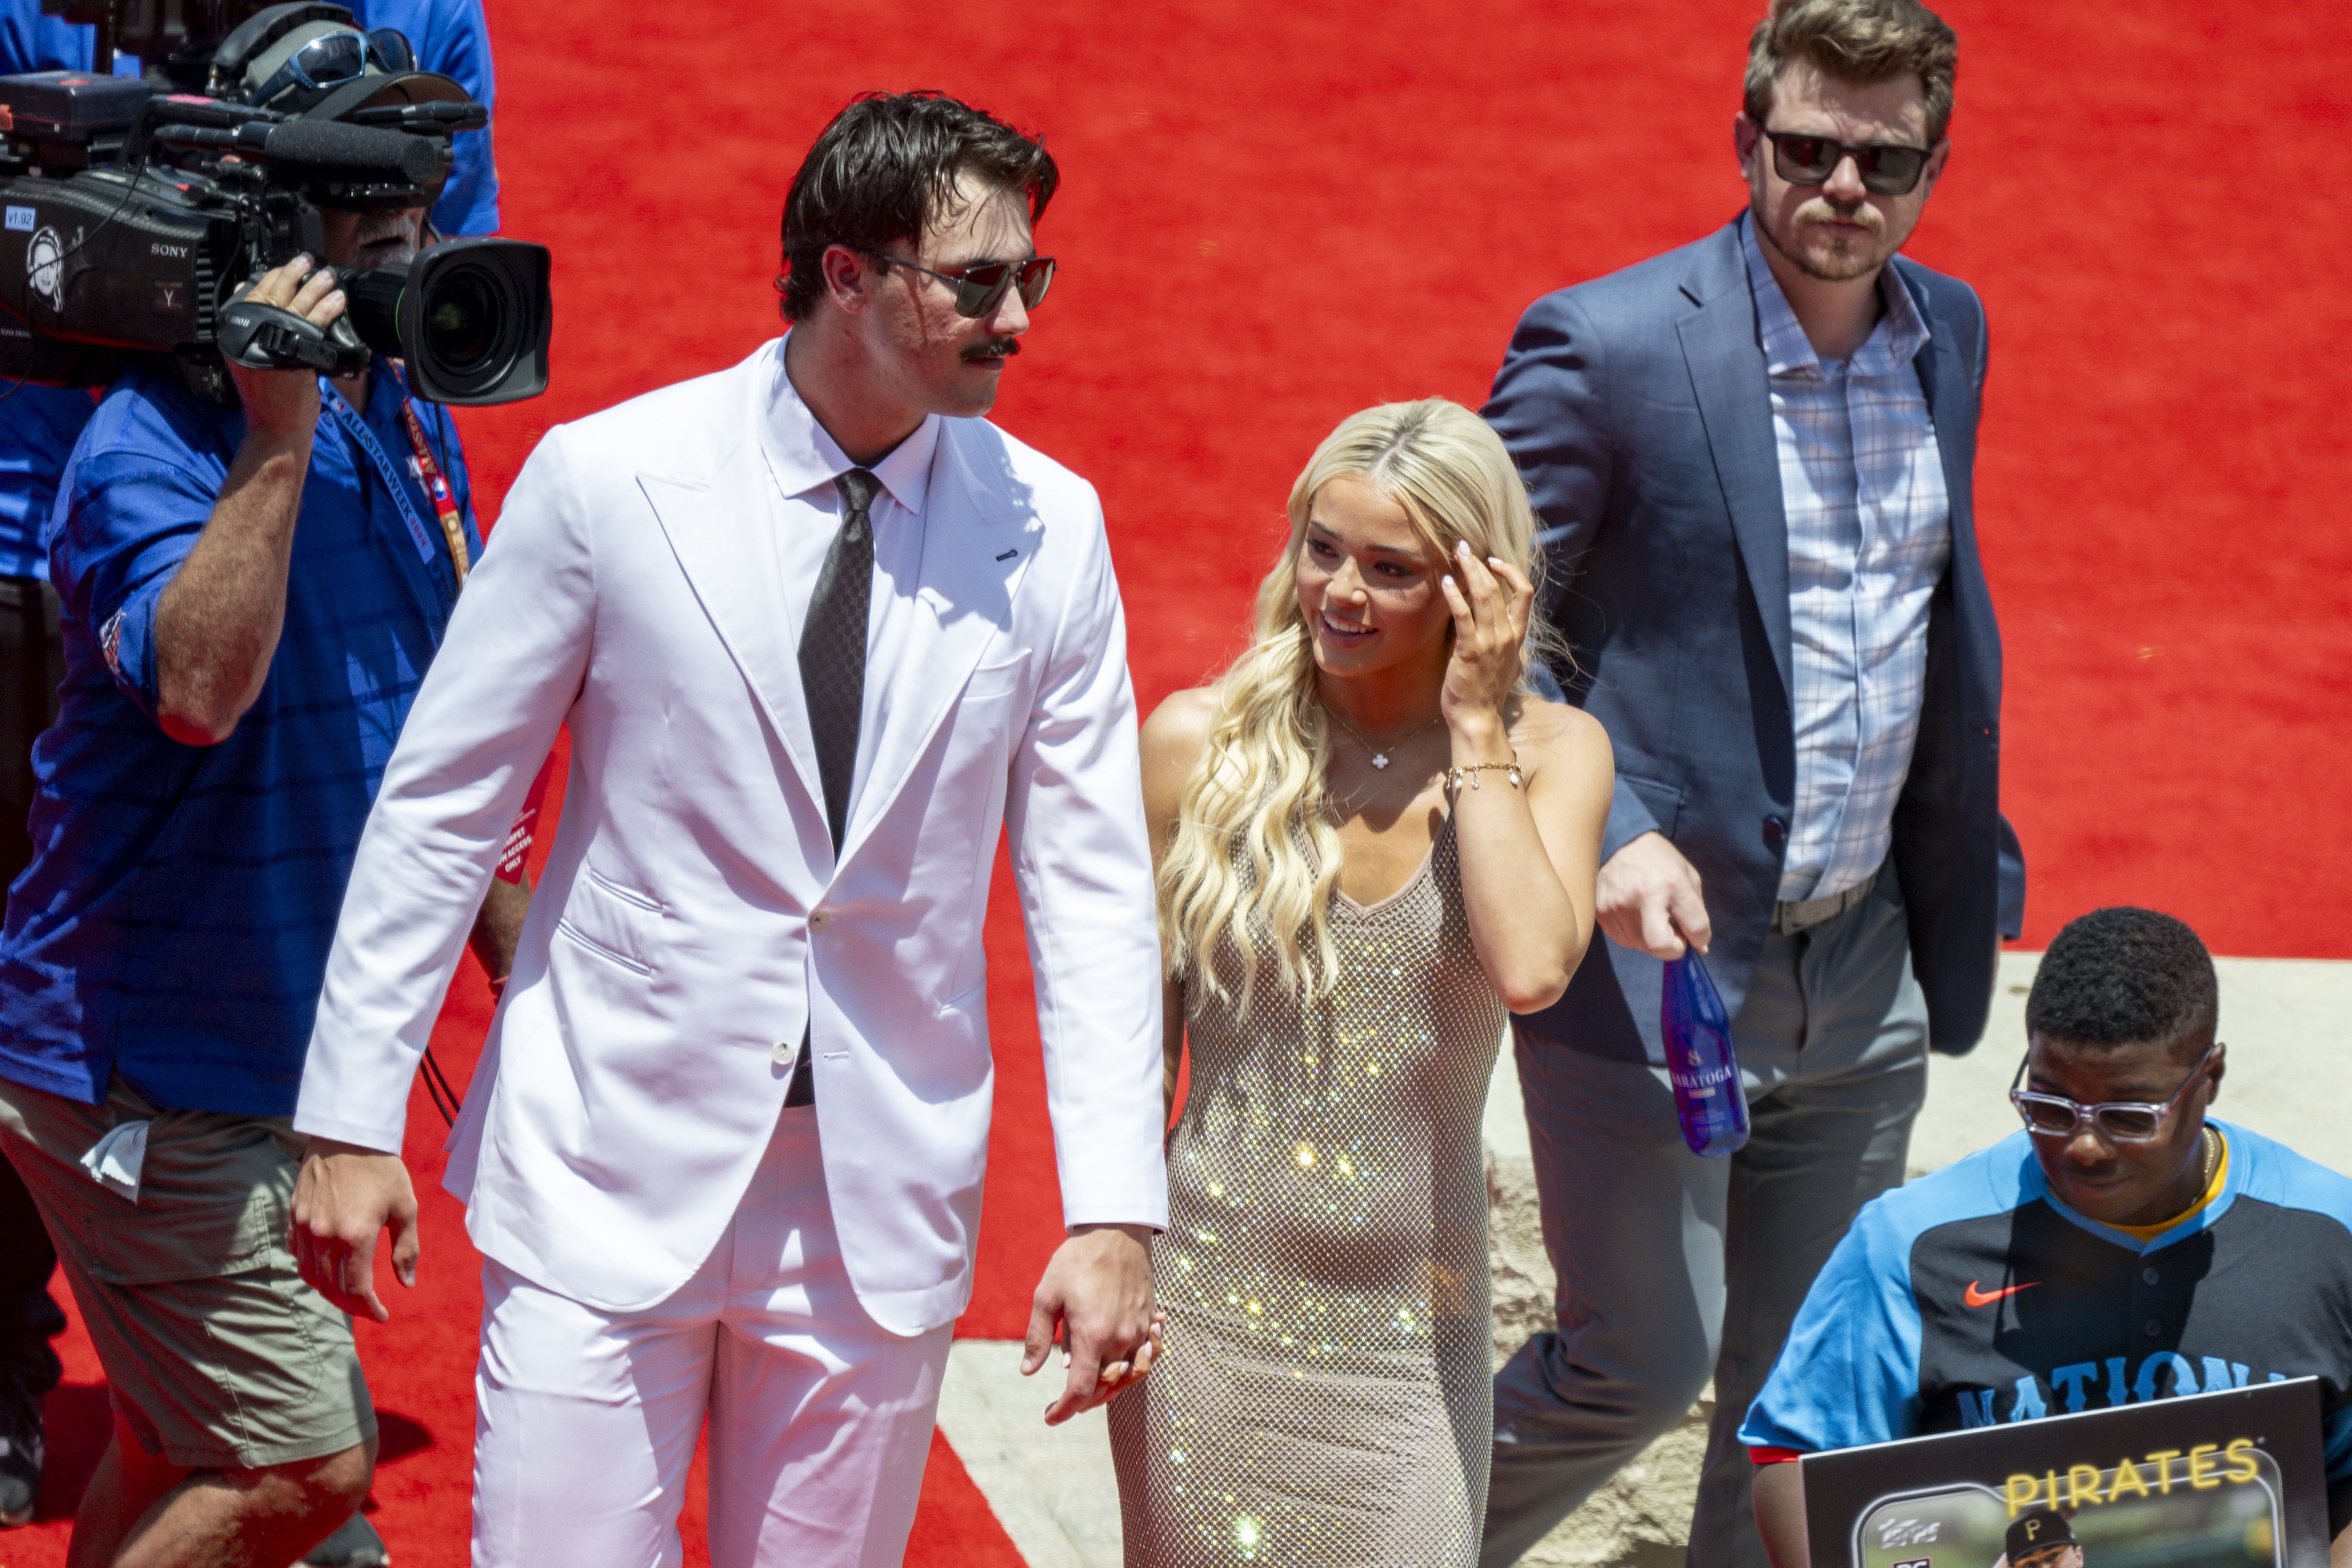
[
  {"x1": 1141, "y1": 686, "x2": 1221, "y2": 791},
  {"x1": 1507, "y1": 695, "x2": 1611, "y2": 770}
]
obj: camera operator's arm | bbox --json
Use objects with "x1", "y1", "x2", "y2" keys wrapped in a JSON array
[{"x1": 152, "y1": 255, "x2": 347, "y2": 746}]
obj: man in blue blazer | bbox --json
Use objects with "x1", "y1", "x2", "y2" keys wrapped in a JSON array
[{"x1": 1479, "y1": 3, "x2": 2023, "y2": 1564}]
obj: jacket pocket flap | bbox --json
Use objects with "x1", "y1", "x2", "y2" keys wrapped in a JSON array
[{"x1": 554, "y1": 868, "x2": 660, "y2": 975}]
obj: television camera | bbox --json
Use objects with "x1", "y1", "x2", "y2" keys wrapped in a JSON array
[{"x1": 0, "y1": 1, "x2": 551, "y2": 407}]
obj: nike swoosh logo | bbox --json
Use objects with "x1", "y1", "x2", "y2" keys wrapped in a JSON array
[{"x1": 1964, "y1": 1279, "x2": 2038, "y2": 1308}]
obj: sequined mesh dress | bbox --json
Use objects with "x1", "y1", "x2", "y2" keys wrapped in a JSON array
[{"x1": 1109, "y1": 817, "x2": 1505, "y2": 1566}]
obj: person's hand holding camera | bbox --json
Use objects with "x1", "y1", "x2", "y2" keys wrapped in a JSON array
[
  {"x1": 224, "y1": 252, "x2": 348, "y2": 438},
  {"x1": 152, "y1": 251, "x2": 352, "y2": 746}
]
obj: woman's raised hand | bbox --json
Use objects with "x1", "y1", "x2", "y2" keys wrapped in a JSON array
[{"x1": 1438, "y1": 541, "x2": 1534, "y2": 729}]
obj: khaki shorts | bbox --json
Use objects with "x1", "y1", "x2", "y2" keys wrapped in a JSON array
[{"x1": 0, "y1": 1071, "x2": 375, "y2": 1470}]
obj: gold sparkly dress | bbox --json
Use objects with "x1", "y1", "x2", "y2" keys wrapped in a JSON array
[{"x1": 1109, "y1": 818, "x2": 1505, "y2": 1566}]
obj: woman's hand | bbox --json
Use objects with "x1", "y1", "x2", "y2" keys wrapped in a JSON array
[{"x1": 1438, "y1": 541, "x2": 1534, "y2": 734}]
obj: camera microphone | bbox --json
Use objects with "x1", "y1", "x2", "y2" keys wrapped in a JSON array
[
  {"x1": 245, "y1": 117, "x2": 448, "y2": 185},
  {"x1": 168, "y1": 116, "x2": 448, "y2": 186}
]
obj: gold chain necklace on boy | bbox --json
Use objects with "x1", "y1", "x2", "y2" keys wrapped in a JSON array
[{"x1": 1324, "y1": 707, "x2": 1444, "y2": 770}]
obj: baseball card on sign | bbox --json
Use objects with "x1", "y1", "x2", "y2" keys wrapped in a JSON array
[{"x1": 1800, "y1": 1379, "x2": 2328, "y2": 1568}]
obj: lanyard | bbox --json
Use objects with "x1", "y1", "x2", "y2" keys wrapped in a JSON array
[{"x1": 319, "y1": 367, "x2": 472, "y2": 589}]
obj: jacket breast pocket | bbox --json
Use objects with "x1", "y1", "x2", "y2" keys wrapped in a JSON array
[
  {"x1": 962, "y1": 654, "x2": 1026, "y2": 706},
  {"x1": 554, "y1": 867, "x2": 661, "y2": 976}
]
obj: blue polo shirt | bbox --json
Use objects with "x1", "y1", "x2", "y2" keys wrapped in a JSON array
[
  {"x1": 0, "y1": 358, "x2": 477, "y2": 1116},
  {"x1": 0, "y1": 0, "x2": 500, "y2": 580}
]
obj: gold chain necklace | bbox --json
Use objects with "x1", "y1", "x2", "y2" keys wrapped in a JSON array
[{"x1": 1323, "y1": 706, "x2": 1443, "y2": 770}]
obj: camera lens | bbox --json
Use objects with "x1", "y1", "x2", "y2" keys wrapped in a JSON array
[
  {"x1": 411, "y1": 258, "x2": 522, "y2": 399},
  {"x1": 423, "y1": 268, "x2": 497, "y2": 372},
  {"x1": 343, "y1": 239, "x2": 551, "y2": 406}
]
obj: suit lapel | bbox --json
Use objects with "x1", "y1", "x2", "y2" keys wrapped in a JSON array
[
  {"x1": 641, "y1": 439, "x2": 827, "y2": 813},
  {"x1": 1906, "y1": 271, "x2": 1997, "y2": 723},
  {"x1": 1907, "y1": 276, "x2": 1979, "y2": 576},
  {"x1": 1676, "y1": 227, "x2": 1793, "y2": 701},
  {"x1": 838, "y1": 421, "x2": 1035, "y2": 867}
]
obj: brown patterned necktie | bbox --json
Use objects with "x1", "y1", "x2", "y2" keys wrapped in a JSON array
[
  {"x1": 798, "y1": 468, "x2": 878, "y2": 856},
  {"x1": 787, "y1": 468, "x2": 878, "y2": 1109}
]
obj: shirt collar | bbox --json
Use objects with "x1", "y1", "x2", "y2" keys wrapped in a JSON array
[
  {"x1": 765, "y1": 347, "x2": 940, "y2": 517},
  {"x1": 1738, "y1": 211, "x2": 1931, "y2": 379},
  {"x1": 2018, "y1": 1121, "x2": 2244, "y2": 1257}
]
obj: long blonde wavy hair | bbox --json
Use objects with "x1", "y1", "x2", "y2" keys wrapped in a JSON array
[{"x1": 1158, "y1": 398, "x2": 1562, "y2": 1010}]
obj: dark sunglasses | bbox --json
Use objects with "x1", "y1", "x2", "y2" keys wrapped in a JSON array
[
  {"x1": 867, "y1": 250, "x2": 1056, "y2": 318},
  {"x1": 250, "y1": 27, "x2": 415, "y2": 107},
  {"x1": 1762, "y1": 129, "x2": 1934, "y2": 196},
  {"x1": 2008, "y1": 1041, "x2": 2219, "y2": 1144}
]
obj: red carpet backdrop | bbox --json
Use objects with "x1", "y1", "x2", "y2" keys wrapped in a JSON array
[{"x1": 14, "y1": 1, "x2": 2352, "y2": 1562}]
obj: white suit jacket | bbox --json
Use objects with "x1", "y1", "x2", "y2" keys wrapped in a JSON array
[{"x1": 295, "y1": 339, "x2": 1169, "y2": 1336}]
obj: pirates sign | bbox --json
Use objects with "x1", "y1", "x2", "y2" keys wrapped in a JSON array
[{"x1": 1801, "y1": 1379, "x2": 2329, "y2": 1568}]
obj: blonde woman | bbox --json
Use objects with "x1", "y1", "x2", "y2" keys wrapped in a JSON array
[{"x1": 1107, "y1": 401, "x2": 1612, "y2": 1564}]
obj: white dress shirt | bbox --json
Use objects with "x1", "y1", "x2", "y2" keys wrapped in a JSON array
[
  {"x1": 1743, "y1": 215, "x2": 1952, "y2": 904},
  {"x1": 759, "y1": 357, "x2": 940, "y2": 828}
]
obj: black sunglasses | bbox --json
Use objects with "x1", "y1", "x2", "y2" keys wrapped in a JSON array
[
  {"x1": 1762, "y1": 129, "x2": 1935, "y2": 196},
  {"x1": 2008, "y1": 1041, "x2": 2220, "y2": 1144},
  {"x1": 866, "y1": 251, "x2": 1056, "y2": 318}
]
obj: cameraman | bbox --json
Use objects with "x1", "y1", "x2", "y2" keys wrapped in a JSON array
[
  {"x1": 0, "y1": 168, "x2": 526, "y2": 1566},
  {"x1": 0, "y1": 0, "x2": 503, "y2": 1546}
]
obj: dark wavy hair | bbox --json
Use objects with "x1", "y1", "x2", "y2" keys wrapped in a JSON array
[
  {"x1": 776, "y1": 91, "x2": 1058, "y2": 323},
  {"x1": 2025, "y1": 907, "x2": 2218, "y2": 1056}
]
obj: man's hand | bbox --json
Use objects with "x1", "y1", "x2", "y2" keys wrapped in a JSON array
[
  {"x1": 224, "y1": 254, "x2": 347, "y2": 439},
  {"x1": 1596, "y1": 830, "x2": 1712, "y2": 959},
  {"x1": 290, "y1": 1137, "x2": 419, "y2": 1323},
  {"x1": 1021, "y1": 1222, "x2": 1156, "y2": 1425}
]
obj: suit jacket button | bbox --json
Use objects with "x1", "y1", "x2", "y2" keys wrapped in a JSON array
[
  {"x1": 1762, "y1": 815, "x2": 1787, "y2": 847},
  {"x1": 810, "y1": 910, "x2": 829, "y2": 929},
  {"x1": 772, "y1": 1041, "x2": 794, "y2": 1064}
]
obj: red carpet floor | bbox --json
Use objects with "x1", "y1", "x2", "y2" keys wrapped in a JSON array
[{"x1": 13, "y1": 0, "x2": 2352, "y2": 1562}]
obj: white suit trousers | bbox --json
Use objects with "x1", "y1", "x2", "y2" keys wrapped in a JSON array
[{"x1": 469, "y1": 1108, "x2": 955, "y2": 1568}]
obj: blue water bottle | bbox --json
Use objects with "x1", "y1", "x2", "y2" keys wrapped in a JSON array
[{"x1": 1661, "y1": 951, "x2": 1749, "y2": 1157}]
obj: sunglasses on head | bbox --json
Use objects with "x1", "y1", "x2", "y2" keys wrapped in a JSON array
[
  {"x1": 1762, "y1": 129, "x2": 1933, "y2": 196},
  {"x1": 2008, "y1": 1041, "x2": 2219, "y2": 1144},
  {"x1": 250, "y1": 27, "x2": 415, "y2": 107},
  {"x1": 865, "y1": 249, "x2": 1056, "y2": 318}
]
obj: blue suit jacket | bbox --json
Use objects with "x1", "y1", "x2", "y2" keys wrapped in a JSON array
[{"x1": 1486, "y1": 219, "x2": 2022, "y2": 1063}]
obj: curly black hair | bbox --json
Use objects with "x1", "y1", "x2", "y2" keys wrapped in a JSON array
[
  {"x1": 777, "y1": 91, "x2": 1057, "y2": 323},
  {"x1": 2025, "y1": 907, "x2": 2217, "y2": 1054}
]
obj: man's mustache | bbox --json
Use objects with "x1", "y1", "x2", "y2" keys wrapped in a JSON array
[
  {"x1": 1801, "y1": 199, "x2": 1882, "y2": 229},
  {"x1": 963, "y1": 338, "x2": 1022, "y2": 361}
]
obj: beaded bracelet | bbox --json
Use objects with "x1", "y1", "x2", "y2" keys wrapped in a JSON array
[{"x1": 1444, "y1": 758, "x2": 1524, "y2": 792}]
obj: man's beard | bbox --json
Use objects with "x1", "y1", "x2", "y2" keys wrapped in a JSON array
[{"x1": 1752, "y1": 194, "x2": 1886, "y2": 283}]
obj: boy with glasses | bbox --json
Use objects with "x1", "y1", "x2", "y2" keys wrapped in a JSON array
[{"x1": 1740, "y1": 908, "x2": 2352, "y2": 1567}]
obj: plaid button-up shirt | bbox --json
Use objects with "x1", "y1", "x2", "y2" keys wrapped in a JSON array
[{"x1": 1742, "y1": 216, "x2": 1951, "y2": 905}]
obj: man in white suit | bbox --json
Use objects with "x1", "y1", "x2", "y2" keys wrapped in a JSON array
[{"x1": 282, "y1": 92, "x2": 1169, "y2": 1567}]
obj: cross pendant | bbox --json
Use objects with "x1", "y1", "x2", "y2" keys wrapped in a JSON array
[{"x1": 1370, "y1": 754, "x2": 1390, "y2": 769}]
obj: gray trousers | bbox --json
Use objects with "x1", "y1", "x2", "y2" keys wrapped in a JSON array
[{"x1": 1483, "y1": 863, "x2": 1929, "y2": 1568}]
